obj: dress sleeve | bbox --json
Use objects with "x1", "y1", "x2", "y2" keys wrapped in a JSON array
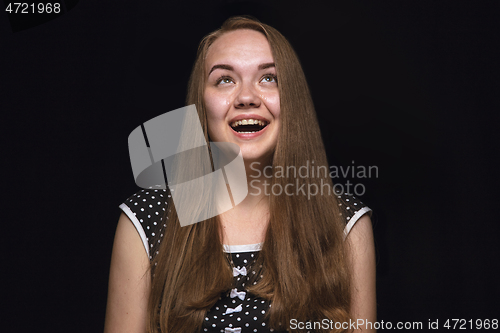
[
  {"x1": 337, "y1": 194, "x2": 372, "y2": 240},
  {"x1": 119, "y1": 188, "x2": 170, "y2": 260}
]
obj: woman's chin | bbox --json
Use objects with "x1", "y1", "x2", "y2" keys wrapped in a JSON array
[{"x1": 242, "y1": 151, "x2": 274, "y2": 169}]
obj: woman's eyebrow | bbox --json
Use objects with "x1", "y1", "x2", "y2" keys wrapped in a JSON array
[
  {"x1": 258, "y1": 62, "x2": 275, "y2": 70},
  {"x1": 208, "y1": 63, "x2": 275, "y2": 76},
  {"x1": 208, "y1": 64, "x2": 233, "y2": 76}
]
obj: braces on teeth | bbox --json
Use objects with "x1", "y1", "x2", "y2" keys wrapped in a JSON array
[
  {"x1": 230, "y1": 119, "x2": 268, "y2": 133},
  {"x1": 230, "y1": 119, "x2": 267, "y2": 127}
]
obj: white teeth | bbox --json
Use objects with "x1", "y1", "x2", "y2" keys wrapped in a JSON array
[
  {"x1": 242, "y1": 119, "x2": 248, "y2": 125},
  {"x1": 248, "y1": 119, "x2": 254, "y2": 125}
]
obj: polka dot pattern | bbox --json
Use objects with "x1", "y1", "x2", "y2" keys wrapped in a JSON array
[
  {"x1": 122, "y1": 189, "x2": 168, "y2": 259},
  {"x1": 336, "y1": 194, "x2": 371, "y2": 221},
  {"x1": 120, "y1": 189, "x2": 371, "y2": 332}
]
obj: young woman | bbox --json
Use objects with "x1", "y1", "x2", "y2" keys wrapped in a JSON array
[{"x1": 104, "y1": 16, "x2": 376, "y2": 333}]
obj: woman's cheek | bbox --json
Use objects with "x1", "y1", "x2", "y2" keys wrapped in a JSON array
[
  {"x1": 204, "y1": 90, "x2": 230, "y2": 117},
  {"x1": 262, "y1": 92, "x2": 280, "y2": 118},
  {"x1": 203, "y1": 90, "x2": 215, "y2": 114}
]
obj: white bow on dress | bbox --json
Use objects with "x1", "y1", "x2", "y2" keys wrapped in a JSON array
[
  {"x1": 230, "y1": 288, "x2": 246, "y2": 300},
  {"x1": 232, "y1": 266, "x2": 247, "y2": 277},
  {"x1": 224, "y1": 328, "x2": 241, "y2": 333},
  {"x1": 223, "y1": 304, "x2": 242, "y2": 315}
]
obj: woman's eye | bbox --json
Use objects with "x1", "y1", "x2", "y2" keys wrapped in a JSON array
[
  {"x1": 217, "y1": 77, "x2": 234, "y2": 85},
  {"x1": 261, "y1": 75, "x2": 277, "y2": 83}
]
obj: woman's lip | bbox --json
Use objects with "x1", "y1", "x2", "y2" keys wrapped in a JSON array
[{"x1": 229, "y1": 123, "x2": 268, "y2": 139}]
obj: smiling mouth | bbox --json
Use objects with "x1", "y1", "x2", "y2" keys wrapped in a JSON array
[{"x1": 230, "y1": 119, "x2": 269, "y2": 133}]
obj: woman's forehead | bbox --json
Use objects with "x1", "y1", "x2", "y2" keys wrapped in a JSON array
[{"x1": 205, "y1": 29, "x2": 274, "y2": 71}]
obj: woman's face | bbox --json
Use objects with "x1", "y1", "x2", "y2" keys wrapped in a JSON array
[{"x1": 204, "y1": 29, "x2": 280, "y2": 166}]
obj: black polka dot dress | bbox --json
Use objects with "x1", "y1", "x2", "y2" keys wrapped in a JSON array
[{"x1": 119, "y1": 189, "x2": 371, "y2": 332}]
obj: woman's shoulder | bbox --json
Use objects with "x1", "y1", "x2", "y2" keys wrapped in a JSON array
[
  {"x1": 336, "y1": 193, "x2": 372, "y2": 239},
  {"x1": 118, "y1": 188, "x2": 170, "y2": 259}
]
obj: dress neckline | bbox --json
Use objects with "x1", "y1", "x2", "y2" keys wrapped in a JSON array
[{"x1": 223, "y1": 243, "x2": 263, "y2": 253}]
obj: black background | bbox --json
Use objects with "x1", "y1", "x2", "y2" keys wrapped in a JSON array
[{"x1": 2, "y1": 0, "x2": 499, "y2": 332}]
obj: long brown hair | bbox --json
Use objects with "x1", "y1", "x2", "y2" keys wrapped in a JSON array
[{"x1": 147, "y1": 16, "x2": 351, "y2": 333}]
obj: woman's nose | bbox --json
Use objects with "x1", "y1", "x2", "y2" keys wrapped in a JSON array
[{"x1": 234, "y1": 82, "x2": 261, "y2": 108}]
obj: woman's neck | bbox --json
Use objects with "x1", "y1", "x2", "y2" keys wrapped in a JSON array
[{"x1": 219, "y1": 161, "x2": 272, "y2": 245}]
